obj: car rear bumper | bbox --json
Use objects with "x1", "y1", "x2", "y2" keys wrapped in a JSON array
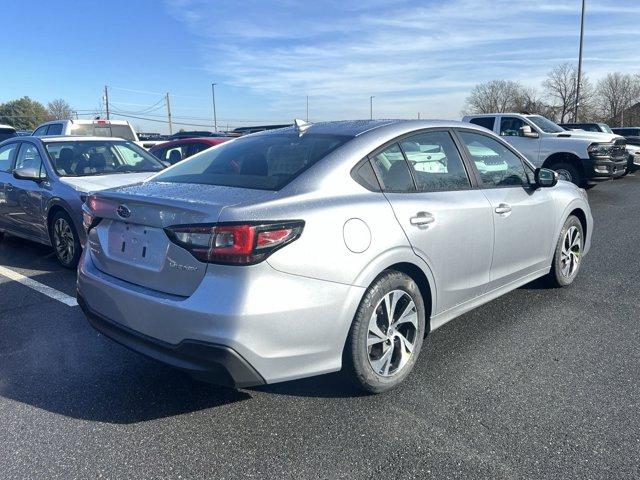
[
  {"x1": 77, "y1": 249, "x2": 364, "y2": 385},
  {"x1": 78, "y1": 293, "x2": 265, "y2": 387}
]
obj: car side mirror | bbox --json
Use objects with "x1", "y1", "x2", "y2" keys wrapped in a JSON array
[
  {"x1": 13, "y1": 167, "x2": 44, "y2": 182},
  {"x1": 535, "y1": 168, "x2": 558, "y2": 188},
  {"x1": 520, "y1": 125, "x2": 539, "y2": 138}
]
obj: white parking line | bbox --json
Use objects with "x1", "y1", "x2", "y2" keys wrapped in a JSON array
[{"x1": 0, "y1": 265, "x2": 78, "y2": 307}]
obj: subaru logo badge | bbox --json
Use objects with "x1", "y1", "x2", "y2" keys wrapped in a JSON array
[{"x1": 117, "y1": 205, "x2": 131, "y2": 219}]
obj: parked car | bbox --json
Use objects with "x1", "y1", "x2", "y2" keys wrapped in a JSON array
[
  {"x1": 17, "y1": 130, "x2": 32, "y2": 137},
  {"x1": 231, "y1": 124, "x2": 291, "y2": 135},
  {"x1": 137, "y1": 132, "x2": 169, "y2": 150},
  {"x1": 0, "y1": 136, "x2": 165, "y2": 267},
  {"x1": 0, "y1": 124, "x2": 17, "y2": 142},
  {"x1": 559, "y1": 122, "x2": 613, "y2": 134},
  {"x1": 168, "y1": 130, "x2": 227, "y2": 140},
  {"x1": 32, "y1": 119, "x2": 140, "y2": 144},
  {"x1": 462, "y1": 113, "x2": 627, "y2": 186},
  {"x1": 149, "y1": 137, "x2": 231, "y2": 164},
  {"x1": 611, "y1": 127, "x2": 640, "y2": 147},
  {"x1": 77, "y1": 120, "x2": 592, "y2": 393}
]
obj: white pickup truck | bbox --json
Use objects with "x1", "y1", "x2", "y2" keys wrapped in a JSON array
[{"x1": 462, "y1": 113, "x2": 628, "y2": 186}]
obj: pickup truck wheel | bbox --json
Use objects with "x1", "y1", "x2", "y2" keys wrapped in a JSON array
[
  {"x1": 547, "y1": 215, "x2": 584, "y2": 288},
  {"x1": 551, "y1": 163, "x2": 581, "y2": 186}
]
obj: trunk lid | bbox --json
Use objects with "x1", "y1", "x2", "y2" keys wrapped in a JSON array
[{"x1": 86, "y1": 181, "x2": 276, "y2": 296}]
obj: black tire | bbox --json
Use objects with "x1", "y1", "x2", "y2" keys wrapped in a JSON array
[
  {"x1": 546, "y1": 215, "x2": 584, "y2": 288},
  {"x1": 343, "y1": 270, "x2": 427, "y2": 394},
  {"x1": 50, "y1": 210, "x2": 81, "y2": 269},
  {"x1": 551, "y1": 162, "x2": 582, "y2": 186}
]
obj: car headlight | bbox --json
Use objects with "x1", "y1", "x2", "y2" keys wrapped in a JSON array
[{"x1": 587, "y1": 142, "x2": 614, "y2": 157}]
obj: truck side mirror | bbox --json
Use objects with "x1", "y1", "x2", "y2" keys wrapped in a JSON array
[{"x1": 520, "y1": 125, "x2": 539, "y2": 138}]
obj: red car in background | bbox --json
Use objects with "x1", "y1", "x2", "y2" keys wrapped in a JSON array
[{"x1": 149, "y1": 137, "x2": 231, "y2": 164}]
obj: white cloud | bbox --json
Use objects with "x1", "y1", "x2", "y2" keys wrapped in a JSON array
[{"x1": 165, "y1": 0, "x2": 640, "y2": 120}]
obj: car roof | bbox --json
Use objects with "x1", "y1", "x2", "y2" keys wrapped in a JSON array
[
  {"x1": 248, "y1": 119, "x2": 482, "y2": 139},
  {"x1": 38, "y1": 119, "x2": 131, "y2": 126},
  {"x1": 0, "y1": 124, "x2": 16, "y2": 130},
  {"x1": 38, "y1": 135, "x2": 129, "y2": 142}
]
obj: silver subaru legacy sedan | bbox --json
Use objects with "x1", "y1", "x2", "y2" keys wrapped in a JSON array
[
  {"x1": 0, "y1": 136, "x2": 165, "y2": 267},
  {"x1": 77, "y1": 120, "x2": 592, "y2": 393}
]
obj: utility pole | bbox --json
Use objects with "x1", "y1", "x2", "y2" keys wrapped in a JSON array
[
  {"x1": 370, "y1": 96, "x2": 375, "y2": 120},
  {"x1": 306, "y1": 95, "x2": 309, "y2": 122},
  {"x1": 574, "y1": 0, "x2": 586, "y2": 122},
  {"x1": 104, "y1": 85, "x2": 110, "y2": 120},
  {"x1": 166, "y1": 92, "x2": 173, "y2": 135},
  {"x1": 417, "y1": 112, "x2": 421, "y2": 120},
  {"x1": 211, "y1": 83, "x2": 218, "y2": 132}
]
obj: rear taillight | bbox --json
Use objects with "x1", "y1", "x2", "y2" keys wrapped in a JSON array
[{"x1": 165, "y1": 221, "x2": 304, "y2": 265}]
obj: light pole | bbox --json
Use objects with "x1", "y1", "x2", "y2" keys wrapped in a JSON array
[
  {"x1": 306, "y1": 95, "x2": 309, "y2": 122},
  {"x1": 211, "y1": 83, "x2": 218, "y2": 132},
  {"x1": 574, "y1": 0, "x2": 585, "y2": 122},
  {"x1": 370, "y1": 96, "x2": 375, "y2": 120}
]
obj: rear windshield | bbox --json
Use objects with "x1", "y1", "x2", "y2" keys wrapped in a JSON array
[
  {"x1": 152, "y1": 133, "x2": 353, "y2": 190},
  {"x1": 0, "y1": 128, "x2": 17, "y2": 142},
  {"x1": 70, "y1": 123, "x2": 136, "y2": 141},
  {"x1": 45, "y1": 140, "x2": 164, "y2": 177}
]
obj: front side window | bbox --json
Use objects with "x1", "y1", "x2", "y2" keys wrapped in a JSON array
[
  {"x1": 399, "y1": 131, "x2": 470, "y2": 192},
  {"x1": 0, "y1": 143, "x2": 18, "y2": 171},
  {"x1": 44, "y1": 140, "x2": 164, "y2": 177},
  {"x1": 15, "y1": 143, "x2": 45, "y2": 178},
  {"x1": 152, "y1": 133, "x2": 352, "y2": 191},
  {"x1": 500, "y1": 117, "x2": 528, "y2": 137},
  {"x1": 457, "y1": 131, "x2": 530, "y2": 188},
  {"x1": 369, "y1": 143, "x2": 414, "y2": 192},
  {"x1": 469, "y1": 117, "x2": 496, "y2": 131},
  {"x1": 33, "y1": 125, "x2": 49, "y2": 136}
]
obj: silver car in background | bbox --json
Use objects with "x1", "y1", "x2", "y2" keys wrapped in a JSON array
[
  {"x1": 0, "y1": 136, "x2": 165, "y2": 267},
  {"x1": 77, "y1": 120, "x2": 592, "y2": 393}
]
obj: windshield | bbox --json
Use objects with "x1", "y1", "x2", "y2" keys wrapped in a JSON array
[
  {"x1": 152, "y1": 133, "x2": 353, "y2": 190},
  {"x1": 528, "y1": 116, "x2": 565, "y2": 134},
  {"x1": 45, "y1": 140, "x2": 165, "y2": 177},
  {"x1": 70, "y1": 123, "x2": 136, "y2": 141}
]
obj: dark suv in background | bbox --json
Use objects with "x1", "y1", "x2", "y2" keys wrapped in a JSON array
[
  {"x1": 611, "y1": 127, "x2": 640, "y2": 146},
  {"x1": 560, "y1": 122, "x2": 613, "y2": 134}
]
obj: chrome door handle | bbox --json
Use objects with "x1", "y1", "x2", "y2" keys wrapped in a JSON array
[
  {"x1": 410, "y1": 212, "x2": 435, "y2": 226},
  {"x1": 494, "y1": 203, "x2": 512, "y2": 215}
]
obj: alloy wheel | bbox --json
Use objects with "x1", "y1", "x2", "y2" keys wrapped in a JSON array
[
  {"x1": 367, "y1": 290, "x2": 418, "y2": 377},
  {"x1": 560, "y1": 225, "x2": 581, "y2": 279},
  {"x1": 53, "y1": 218, "x2": 75, "y2": 265}
]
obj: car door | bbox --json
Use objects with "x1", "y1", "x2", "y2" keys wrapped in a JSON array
[
  {"x1": 498, "y1": 116, "x2": 541, "y2": 164},
  {"x1": 456, "y1": 129, "x2": 556, "y2": 290},
  {"x1": 5, "y1": 142, "x2": 50, "y2": 240},
  {"x1": 0, "y1": 142, "x2": 20, "y2": 231},
  {"x1": 369, "y1": 130, "x2": 494, "y2": 314}
]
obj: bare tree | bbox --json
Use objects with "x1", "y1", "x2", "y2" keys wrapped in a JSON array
[
  {"x1": 463, "y1": 80, "x2": 526, "y2": 114},
  {"x1": 596, "y1": 73, "x2": 640, "y2": 126},
  {"x1": 542, "y1": 63, "x2": 593, "y2": 123},
  {"x1": 47, "y1": 98, "x2": 74, "y2": 120},
  {"x1": 512, "y1": 86, "x2": 555, "y2": 118}
]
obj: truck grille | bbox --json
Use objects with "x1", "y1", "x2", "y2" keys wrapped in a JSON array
[{"x1": 612, "y1": 140, "x2": 627, "y2": 159}]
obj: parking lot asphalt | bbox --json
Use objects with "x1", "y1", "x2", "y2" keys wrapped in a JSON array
[{"x1": 1, "y1": 175, "x2": 639, "y2": 480}]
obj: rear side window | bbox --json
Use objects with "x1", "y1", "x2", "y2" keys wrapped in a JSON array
[
  {"x1": 70, "y1": 123, "x2": 136, "y2": 141},
  {"x1": 47, "y1": 123, "x2": 63, "y2": 135},
  {"x1": 369, "y1": 143, "x2": 415, "y2": 192},
  {"x1": 0, "y1": 127, "x2": 17, "y2": 142},
  {"x1": 399, "y1": 131, "x2": 470, "y2": 192},
  {"x1": 0, "y1": 143, "x2": 18, "y2": 171},
  {"x1": 152, "y1": 133, "x2": 352, "y2": 190},
  {"x1": 469, "y1": 117, "x2": 496, "y2": 131}
]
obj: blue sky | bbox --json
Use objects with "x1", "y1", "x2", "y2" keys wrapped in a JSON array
[{"x1": 3, "y1": 0, "x2": 639, "y2": 133}]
